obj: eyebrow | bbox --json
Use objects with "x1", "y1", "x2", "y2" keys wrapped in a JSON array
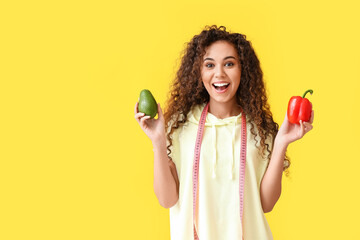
[{"x1": 203, "y1": 56, "x2": 236, "y2": 62}]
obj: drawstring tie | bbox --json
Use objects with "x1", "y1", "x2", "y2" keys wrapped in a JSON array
[
  {"x1": 211, "y1": 117, "x2": 238, "y2": 180},
  {"x1": 230, "y1": 120, "x2": 236, "y2": 180},
  {"x1": 212, "y1": 124, "x2": 217, "y2": 178}
]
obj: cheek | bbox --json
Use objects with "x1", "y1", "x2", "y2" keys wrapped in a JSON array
[
  {"x1": 200, "y1": 73, "x2": 208, "y2": 84},
  {"x1": 201, "y1": 72, "x2": 211, "y2": 83},
  {"x1": 231, "y1": 71, "x2": 241, "y2": 84}
]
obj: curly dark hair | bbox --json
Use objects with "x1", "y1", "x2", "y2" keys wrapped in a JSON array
[{"x1": 163, "y1": 25, "x2": 291, "y2": 176}]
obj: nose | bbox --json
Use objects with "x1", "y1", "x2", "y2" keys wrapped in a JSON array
[{"x1": 214, "y1": 65, "x2": 226, "y2": 78}]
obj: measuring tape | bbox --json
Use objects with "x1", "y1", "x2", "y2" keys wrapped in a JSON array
[{"x1": 192, "y1": 102, "x2": 247, "y2": 240}]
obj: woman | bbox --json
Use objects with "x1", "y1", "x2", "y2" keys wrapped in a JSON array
[{"x1": 135, "y1": 25, "x2": 314, "y2": 240}]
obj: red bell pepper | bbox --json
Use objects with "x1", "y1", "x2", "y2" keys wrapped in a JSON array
[{"x1": 287, "y1": 89, "x2": 313, "y2": 124}]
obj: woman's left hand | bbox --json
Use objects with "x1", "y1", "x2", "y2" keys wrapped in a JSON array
[{"x1": 276, "y1": 110, "x2": 314, "y2": 145}]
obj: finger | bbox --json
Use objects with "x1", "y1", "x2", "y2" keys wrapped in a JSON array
[
  {"x1": 134, "y1": 102, "x2": 139, "y2": 114},
  {"x1": 307, "y1": 125, "x2": 313, "y2": 132},
  {"x1": 135, "y1": 112, "x2": 145, "y2": 121},
  {"x1": 300, "y1": 120, "x2": 306, "y2": 136},
  {"x1": 304, "y1": 122, "x2": 313, "y2": 132},
  {"x1": 140, "y1": 115, "x2": 151, "y2": 126},
  {"x1": 283, "y1": 111, "x2": 289, "y2": 123},
  {"x1": 157, "y1": 103, "x2": 164, "y2": 120},
  {"x1": 309, "y1": 110, "x2": 314, "y2": 124},
  {"x1": 283, "y1": 111, "x2": 290, "y2": 127}
]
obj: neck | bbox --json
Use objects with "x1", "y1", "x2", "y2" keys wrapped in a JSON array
[{"x1": 208, "y1": 99, "x2": 242, "y2": 119}]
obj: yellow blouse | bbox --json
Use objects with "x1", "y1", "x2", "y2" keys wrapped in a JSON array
[{"x1": 168, "y1": 103, "x2": 274, "y2": 240}]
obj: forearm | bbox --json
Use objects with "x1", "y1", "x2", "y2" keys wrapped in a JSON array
[
  {"x1": 260, "y1": 138, "x2": 288, "y2": 213},
  {"x1": 152, "y1": 137, "x2": 179, "y2": 209}
]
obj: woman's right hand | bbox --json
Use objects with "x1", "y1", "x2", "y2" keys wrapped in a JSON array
[{"x1": 134, "y1": 102, "x2": 166, "y2": 144}]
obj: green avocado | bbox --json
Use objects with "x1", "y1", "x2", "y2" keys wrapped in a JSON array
[{"x1": 138, "y1": 89, "x2": 158, "y2": 118}]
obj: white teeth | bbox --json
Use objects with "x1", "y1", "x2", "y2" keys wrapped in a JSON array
[{"x1": 213, "y1": 83, "x2": 230, "y2": 87}]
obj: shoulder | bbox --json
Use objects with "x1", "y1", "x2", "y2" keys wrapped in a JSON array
[
  {"x1": 246, "y1": 120, "x2": 274, "y2": 158},
  {"x1": 166, "y1": 104, "x2": 203, "y2": 130},
  {"x1": 246, "y1": 119, "x2": 273, "y2": 142}
]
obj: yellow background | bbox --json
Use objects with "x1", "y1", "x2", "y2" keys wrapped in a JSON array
[{"x1": 1, "y1": 0, "x2": 359, "y2": 239}]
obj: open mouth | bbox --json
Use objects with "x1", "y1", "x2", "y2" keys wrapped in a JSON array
[{"x1": 212, "y1": 83, "x2": 230, "y2": 92}]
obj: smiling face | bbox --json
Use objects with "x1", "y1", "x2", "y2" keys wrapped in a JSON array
[{"x1": 200, "y1": 40, "x2": 241, "y2": 107}]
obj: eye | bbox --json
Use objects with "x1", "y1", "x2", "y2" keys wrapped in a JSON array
[
  {"x1": 205, "y1": 63, "x2": 214, "y2": 68},
  {"x1": 225, "y1": 62, "x2": 234, "y2": 67}
]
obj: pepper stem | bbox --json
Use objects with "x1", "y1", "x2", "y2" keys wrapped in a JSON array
[{"x1": 302, "y1": 89, "x2": 313, "y2": 98}]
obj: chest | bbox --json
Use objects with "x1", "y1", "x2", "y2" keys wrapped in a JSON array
[{"x1": 176, "y1": 122, "x2": 267, "y2": 181}]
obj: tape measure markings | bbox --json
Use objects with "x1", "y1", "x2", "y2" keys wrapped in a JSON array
[{"x1": 192, "y1": 103, "x2": 247, "y2": 240}]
